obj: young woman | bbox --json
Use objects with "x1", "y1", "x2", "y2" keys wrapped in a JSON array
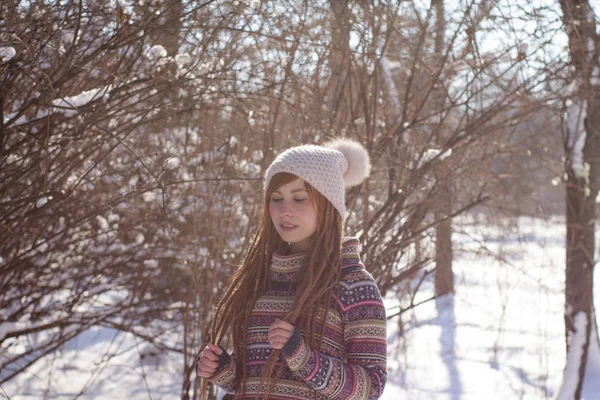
[{"x1": 196, "y1": 139, "x2": 387, "y2": 399}]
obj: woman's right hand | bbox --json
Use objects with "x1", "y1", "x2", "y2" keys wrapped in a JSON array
[{"x1": 195, "y1": 344, "x2": 224, "y2": 378}]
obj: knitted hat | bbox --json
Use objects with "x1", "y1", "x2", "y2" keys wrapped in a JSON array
[{"x1": 264, "y1": 138, "x2": 371, "y2": 218}]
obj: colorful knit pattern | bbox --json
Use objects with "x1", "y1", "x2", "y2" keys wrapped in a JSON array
[{"x1": 209, "y1": 237, "x2": 387, "y2": 399}]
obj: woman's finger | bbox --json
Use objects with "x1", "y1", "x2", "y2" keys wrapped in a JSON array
[
  {"x1": 196, "y1": 360, "x2": 216, "y2": 375},
  {"x1": 198, "y1": 362, "x2": 217, "y2": 374},
  {"x1": 207, "y1": 344, "x2": 223, "y2": 355},
  {"x1": 197, "y1": 366, "x2": 215, "y2": 378},
  {"x1": 269, "y1": 329, "x2": 292, "y2": 340},
  {"x1": 198, "y1": 364, "x2": 217, "y2": 375},
  {"x1": 199, "y1": 357, "x2": 219, "y2": 369},
  {"x1": 202, "y1": 348, "x2": 219, "y2": 362},
  {"x1": 270, "y1": 319, "x2": 294, "y2": 332},
  {"x1": 269, "y1": 333, "x2": 291, "y2": 343},
  {"x1": 269, "y1": 327, "x2": 293, "y2": 336}
]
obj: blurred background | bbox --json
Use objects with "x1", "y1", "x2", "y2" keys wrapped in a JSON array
[{"x1": 1, "y1": 0, "x2": 599, "y2": 399}]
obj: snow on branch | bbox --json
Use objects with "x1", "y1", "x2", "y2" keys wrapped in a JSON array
[
  {"x1": 417, "y1": 148, "x2": 453, "y2": 168},
  {"x1": 51, "y1": 86, "x2": 112, "y2": 117},
  {"x1": 0, "y1": 47, "x2": 16, "y2": 62},
  {"x1": 566, "y1": 98, "x2": 589, "y2": 182}
]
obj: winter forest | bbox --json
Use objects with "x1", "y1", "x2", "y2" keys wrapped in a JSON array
[{"x1": 1, "y1": 0, "x2": 600, "y2": 399}]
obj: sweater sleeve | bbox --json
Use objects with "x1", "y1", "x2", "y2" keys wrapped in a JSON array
[
  {"x1": 281, "y1": 268, "x2": 387, "y2": 399},
  {"x1": 208, "y1": 348, "x2": 239, "y2": 394}
]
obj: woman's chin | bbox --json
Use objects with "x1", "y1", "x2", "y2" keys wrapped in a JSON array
[{"x1": 278, "y1": 232, "x2": 297, "y2": 243}]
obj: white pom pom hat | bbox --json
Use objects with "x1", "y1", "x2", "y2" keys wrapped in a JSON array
[{"x1": 264, "y1": 138, "x2": 371, "y2": 219}]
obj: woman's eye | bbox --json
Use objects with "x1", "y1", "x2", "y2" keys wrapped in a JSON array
[
  {"x1": 294, "y1": 198, "x2": 306, "y2": 203},
  {"x1": 271, "y1": 198, "x2": 283, "y2": 203}
]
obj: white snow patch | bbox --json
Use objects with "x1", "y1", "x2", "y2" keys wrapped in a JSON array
[
  {"x1": 566, "y1": 98, "x2": 588, "y2": 180},
  {"x1": 135, "y1": 233, "x2": 145, "y2": 245},
  {"x1": 556, "y1": 312, "x2": 588, "y2": 400},
  {"x1": 582, "y1": 314, "x2": 600, "y2": 397},
  {"x1": 142, "y1": 191, "x2": 157, "y2": 202},
  {"x1": 587, "y1": 38, "x2": 595, "y2": 60},
  {"x1": 175, "y1": 53, "x2": 191, "y2": 67},
  {"x1": 107, "y1": 213, "x2": 120, "y2": 223},
  {"x1": 36, "y1": 197, "x2": 49, "y2": 208},
  {"x1": 143, "y1": 259, "x2": 158, "y2": 268},
  {"x1": 149, "y1": 45, "x2": 167, "y2": 60},
  {"x1": 0, "y1": 47, "x2": 16, "y2": 62},
  {"x1": 52, "y1": 86, "x2": 111, "y2": 117},
  {"x1": 96, "y1": 215, "x2": 109, "y2": 230},
  {"x1": 381, "y1": 56, "x2": 401, "y2": 112},
  {"x1": 164, "y1": 157, "x2": 181, "y2": 170},
  {"x1": 591, "y1": 67, "x2": 600, "y2": 86},
  {"x1": 421, "y1": 148, "x2": 452, "y2": 165},
  {"x1": 251, "y1": 150, "x2": 263, "y2": 162}
]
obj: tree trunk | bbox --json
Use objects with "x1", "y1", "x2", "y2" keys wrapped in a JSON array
[
  {"x1": 432, "y1": 0, "x2": 454, "y2": 296},
  {"x1": 435, "y1": 202, "x2": 453, "y2": 296},
  {"x1": 327, "y1": 0, "x2": 351, "y2": 122},
  {"x1": 557, "y1": 1, "x2": 600, "y2": 398}
]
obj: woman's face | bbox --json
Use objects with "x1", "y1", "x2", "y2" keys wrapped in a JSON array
[{"x1": 269, "y1": 178, "x2": 318, "y2": 254}]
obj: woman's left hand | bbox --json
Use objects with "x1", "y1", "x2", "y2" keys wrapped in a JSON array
[{"x1": 268, "y1": 319, "x2": 295, "y2": 349}]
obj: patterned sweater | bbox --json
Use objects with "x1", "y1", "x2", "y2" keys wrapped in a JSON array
[{"x1": 209, "y1": 238, "x2": 387, "y2": 399}]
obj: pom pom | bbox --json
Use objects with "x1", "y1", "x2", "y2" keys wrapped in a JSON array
[{"x1": 324, "y1": 138, "x2": 371, "y2": 187}]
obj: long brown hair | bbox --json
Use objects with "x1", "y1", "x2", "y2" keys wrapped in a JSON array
[{"x1": 202, "y1": 172, "x2": 343, "y2": 398}]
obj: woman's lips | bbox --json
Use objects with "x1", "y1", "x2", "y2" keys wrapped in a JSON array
[{"x1": 280, "y1": 224, "x2": 298, "y2": 232}]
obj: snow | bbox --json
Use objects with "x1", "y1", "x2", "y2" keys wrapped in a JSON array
[
  {"x1": 421, "y1": 148, "x2": 453, "y2": 165},
  {"x1": 4, "y1": 109, "x2": 50, "y2": 127},
  {"x1": 591, "y1": 67, "x2": 600, "y2": 86},
  {"x1": 149, "y1": 45, "x2": 167, "y2": 60},
  {"x1": 107, "y1": 212, "x2": 120, "y2": 223},
  {"x1": 36, "y1": 197, "x2": 50, "y2": 208},
  {"x1": 0, "y1": 46, "x2": 16, "y2": 62},
  {"x1": 135, "y1": 233, "x2": 145, "y2": 245},
  {"x1": 251, "y1": 150, "x2": 263, "y2": 162},
  {"x1": 175, "y1": 53, "x2": 191, "y2": 67},
  {"x1": 587, "y1": 38, "x2": 595, "y2": 61},
  {"x1": 142, "y1": 191, "x2": 157, "y2": 202},
  {"x1": 556, "y1": 312, "x2": 588, "y2": 400},
  {"x1": 164, "y1": 156, "x2": 181, "y2": 170},
  {"x1": 96, "y1": 215, "x2": 109, "y2": 230},
  {"x1": 566, "y1": 98, "x2": 588, "y2": 180},
  {"x1": 52, "y1": 86, "x2": 111, "y2": 117},
  {"x1": 3, "y1": 216, "x2": 600, "y2": 399},
  {"x1": 143, "y1": 259, "x2": 158, "y2": 268}
]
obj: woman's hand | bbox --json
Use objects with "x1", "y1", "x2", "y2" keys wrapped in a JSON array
[
  {"x1": 268, "y1": 319, "x2": 295, "y2": 350},
  {"x1": 195, "y1": 344, "x2": 223, "y2": 378}
]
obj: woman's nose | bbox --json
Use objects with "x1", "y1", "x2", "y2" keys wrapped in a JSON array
[{"x1": 279, "y1": 201, "x2": 292, "y2": 216}]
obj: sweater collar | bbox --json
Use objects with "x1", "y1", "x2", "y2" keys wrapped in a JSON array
[{"x1": 269, "y1": 237, "x2": 361, "y2": 283}]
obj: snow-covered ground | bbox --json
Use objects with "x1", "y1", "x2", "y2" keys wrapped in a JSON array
[
  {"x1": 2, "y1": 216, "x2": 600, "y2": 399},
  {"x1": 382, "y1": 216, "x2": 595, "y2": 400}
]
